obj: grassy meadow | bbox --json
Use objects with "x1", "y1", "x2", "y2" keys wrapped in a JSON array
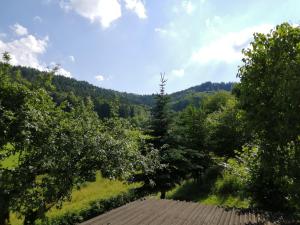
[
  {"x1": 166, "y1": 168, "x2": 250, "y2": 209},
  {"x1": 9, "y1": 173, "x2": 137, "y2": 225}
]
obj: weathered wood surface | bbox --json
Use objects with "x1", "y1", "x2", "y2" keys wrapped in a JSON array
[{"x1": 80, "y1": 199, "x2": 298, "y2": 225}]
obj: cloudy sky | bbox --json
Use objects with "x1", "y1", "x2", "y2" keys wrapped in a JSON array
[{"x1": 0, "y1": 0, "x2": 299, "y2": 93}]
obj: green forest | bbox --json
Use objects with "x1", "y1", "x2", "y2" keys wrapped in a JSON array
[{"x1": 1, "y1": 23, "x2": 300, "y2": 225}]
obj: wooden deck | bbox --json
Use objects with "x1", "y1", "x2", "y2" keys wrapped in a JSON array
[{"x1": 80, "y1": 199, "x2": 298, "y2": 225}]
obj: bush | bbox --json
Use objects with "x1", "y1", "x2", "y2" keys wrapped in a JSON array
[
  {"x1": 42, "y1": 189, "x2": 143, "y2": 225},
  {"x1": 201, "y1": 164, "x2": 222, "y2": 186},
  {"x1": 211, "y1": 147, "x2": 258, "y2": 199},
  {"x1": 247, "y1": 139, "x2": 300, "y2": 212},
  {"x1": 214, "y1": 172, "x2": 243, "y2": 196}
]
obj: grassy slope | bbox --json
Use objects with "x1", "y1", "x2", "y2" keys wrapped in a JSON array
[
  {"x1": 10, "y1": 173, "x2": 137, "y2": 225},
  {"x1": 166, "y1": 175, "x2": 250, "y2": 209},
  {"x1": 1, "y1": 145, "x2": 137, "y2": 224}
]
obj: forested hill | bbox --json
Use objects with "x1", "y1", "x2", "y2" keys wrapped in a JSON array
[
  {"x1": 169, "y1": 82, "x2": 235, "y2": 111},
  {"x1": 12, "y1": 65, "x2": 235, "y2": 116}
]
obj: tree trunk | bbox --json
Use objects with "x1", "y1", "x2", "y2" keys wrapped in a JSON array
[
  {"x1": 0, "y1": 211, "x2": 9, "y2": 225},
  {"x1": 23, "y1": 210, "x2": 38, "y2": 225},
  {"x1": 0, "y1": 193, "x2": 10, "y2": 225},
  {"x1": 160, "y1": 190, "x2": 166, "y2": 199}
]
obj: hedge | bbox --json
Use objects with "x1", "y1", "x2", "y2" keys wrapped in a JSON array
[{"x1": 42, "y1": 189, "x2": 143, "y2": 225}]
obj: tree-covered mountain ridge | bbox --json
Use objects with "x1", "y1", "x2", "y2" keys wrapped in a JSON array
[{"x1": 14, "y1": 65, "x2": 235, "y2": 108}]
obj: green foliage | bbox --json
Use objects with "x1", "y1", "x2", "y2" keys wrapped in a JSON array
[
  {"x1": 170, "y1": 82, "x2": 234, "y2": 110},
  {"x1": 133, "y1": 74, "x2": 196, "y2": 199},
  {"x1": 10, "y1": 174, "x2": 138, "y2": 225},
  {"x1": 41, "y1": 189, "x2": 142, "y2": 225},
  {"x1": 173, "y1": 106, "x2": 206, "y2": 150},
  {"x1": 205, "y1": 94, "x2": 246, "y2": 157},
  {"x1": 167, "y1": 165, "x2": 250, "y2": 209},
  {"x1": 214, "y1": 157, "x2": 249, "y2": 197},
  {"x1": 10, "y1": 65, "x2": 235, "y2": 120},
  {"x1": 5, "y1": 22, "x2": 300, "y2": 222},
  {"x1": 149, "y1": 74, "x2": 171, "y2": 149},
  {"x1": 2, "y1": 52, "x2": 11, "y2": 63},
  {"x1": 171, "y1": 106, "x2": 210, "y2": 178},
  {"x1": 170, "y1": 92, "x2": 206, "y2": 112},
  {"x1": 237, "y1": 23, "x2": 300, "y2": 212},
  {"x1": 237, "y1": 23, "x2": 300, "y2": 145},
  {"x1": 202, "y1": 91, "x2": 233, "y2": 114},
  {"x1": 0, "y1": 59, "x2": 144, "y2": 225},
  {"x1": 133, "y1": 74, "x2": 178, "y2": 198}
]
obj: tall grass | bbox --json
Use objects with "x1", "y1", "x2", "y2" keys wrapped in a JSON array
[
  {"x1": 167, "y1": 165, "x2": 250, "y2": 208},
  {"x1": 10, "y1": 173, "x2": 137, "y2": 225}
]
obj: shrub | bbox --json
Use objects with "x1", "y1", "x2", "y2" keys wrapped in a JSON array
[
  {"x1": 212, "y1": 146, "x2": 258, "y2": 199},
  {"x1": 214, "y1": 172, "x2": 243, "y2": 196},
  {"x1": 41, "y1": 189, "x2": 143, "y2": 225},
  {"x1": 247, "y1": 139, "x2": 300, "y2": 212}
]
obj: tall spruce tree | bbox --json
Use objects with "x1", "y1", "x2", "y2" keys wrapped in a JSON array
[
  {"x1": 150, "y1": 73, "x2": 170, "y2": 149},
  {"x1": 171, "y1": 106, "x2": 210, "y2": 179},
  {"x1": 133, "y1": 74, "x2": 184, "y2": 199}
]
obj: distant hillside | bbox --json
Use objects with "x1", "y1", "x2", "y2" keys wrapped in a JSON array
[
  {"x1": 11, "y1": 65, "x2": 236, "y2": 115},
  {"x1": 171, "y1": 82, "x2": 234, "y2": 99},
  {"x1": 169, "y1": 82, "x2": 235, "y2": 111}
]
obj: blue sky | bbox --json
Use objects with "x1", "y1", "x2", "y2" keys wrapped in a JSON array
[{"x1": 0, "y1": 0, "x2": 299, "y2": 94}]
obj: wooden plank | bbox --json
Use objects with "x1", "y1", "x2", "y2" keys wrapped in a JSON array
[{"x1": 79, "y1": 199, "x2": 297, "y2": 225}]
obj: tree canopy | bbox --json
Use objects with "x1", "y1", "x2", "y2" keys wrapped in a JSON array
[
  {"x1": 0, "y1": 55, "x2": 144, "y2": 225},
  {"x1": 236, "y1": 23, "x2": 300, "y2": 211}
]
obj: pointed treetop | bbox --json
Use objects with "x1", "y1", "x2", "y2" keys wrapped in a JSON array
[
  {"x1": 2, "y1": 52, "x2": 11, "y2": 64},
  {"x1": 159, "y1": 72, "x2": 167, "y2": 96}
]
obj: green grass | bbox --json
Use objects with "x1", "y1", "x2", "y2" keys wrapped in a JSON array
[
  {"x1": 1, "y1": 144, "x2": 138, "y2": 225},
  {"x1": 200, "y1": 194, "x2": 250, "y2": 208},
  {"x1": 10, "y1": 173, "x2": 138, "y2": 225},
  {"x1": 166, "y1": 167, "x2": 250, "y2": 209},
  {"x1": 0, "y1": 144, "x2": 18, "y2": 169}
]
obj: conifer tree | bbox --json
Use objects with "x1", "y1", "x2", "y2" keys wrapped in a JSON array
[
  {"x1": 149, "y1": 73, "x2": 170, "y2": 149},
  {"x1": 133, "y1": 73, "x2": 184, "y2": 199}
]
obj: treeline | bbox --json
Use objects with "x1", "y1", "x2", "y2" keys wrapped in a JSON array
[
  {"x1": 0, "y1": 55, "x2": 156, "y2": 225},
  {"x1": 12, "y1": 66, "x2": 150, "y2": 126},
  {"x1": 132, "y1": 77, "x2": 245, "y2": 198},
  {"x1": 11, "y1": 65, "x2": 234, "y2": 119},
  {"x1": 1, "y1": 22, "x2": 300, "y2": 225},
  {"x1": 0, "y1": 58, "x2": 238, "y2": 224},
  {"x1": 132, "y1": 23, "x2": 300, "y2": 214}
]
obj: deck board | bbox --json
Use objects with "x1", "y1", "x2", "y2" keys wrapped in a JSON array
[{"x1": 79, "y1": 199, "x2": 298, "y2": 225}]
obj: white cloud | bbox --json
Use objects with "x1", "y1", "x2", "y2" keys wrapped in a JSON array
[
  {"x1": 191, "y1": 24, "x2": 273, "y2": 64},
  {"x1": 48, "y1": 62, "x2": 73, "y2": 78},
  {"x1": 171, "y1": 69, "x2": 185, "y2": 78},
  {"x1": 59, "y1": 0, "x2": 72, "y2": 11},
  {"x1": 124, "y1": 0, "x2": 147, "y2": 19},
  {"x1": 69, "y1": 55, "x2": 75, "y2": 62},
  {"x1": 154, "y1": 28, "x2": 168, "y2": 35},
  {"x1": 10, "y1": 23, "x2": 28, "y2": 36},
  {"x1": 0, "y1": 34, "x2": 48, "y2": 70},
  {"x1": 205, "y1": 16, "x2": 222, "y2": 30},
  {"x1": 0, "y1": 28, "x2": 72, "y2": 78},
  {"x1": 95, "y1": 75, "x2": 105, "y2": 81},
  {"x1": 55, "y1": 67, "x2": 72, "y2": 78},
  {"x1": 154, "y1": 27, "x2": 177, "y2": 38},
  {"x1": 60, "y1": 0, "x2": 148, "y2": 28},
  {"x1": 182, "y1": 1, "x2": 195, "y2": 14},
  {"x1": 61, "y1": 0, "x2": 122, "y2": 28},
  {"x1": 154, "y1": 23, "x2": 178, "y2": 38},
  {"x1": 33, "y1": 16, "x2": 43, "y2": 23}
]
